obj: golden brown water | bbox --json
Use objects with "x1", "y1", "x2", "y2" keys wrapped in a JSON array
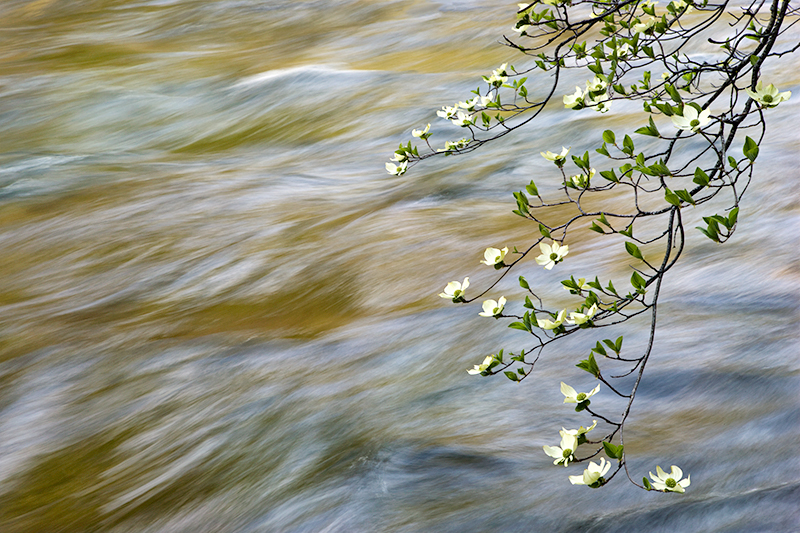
[{"x1": 0, "y1": 1, "x2": 798, "y2": 532}]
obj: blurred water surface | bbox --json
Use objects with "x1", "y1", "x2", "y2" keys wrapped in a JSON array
[{"x1": 0, "y1": 1, "x2": 799, "y2": 532}]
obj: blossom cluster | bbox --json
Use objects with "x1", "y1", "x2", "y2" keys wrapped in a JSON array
[
  {"x1": 540, "y1": 383, "x2": 690, "y2": 491},
  {"x1": 563, "y1": 76, "x2": 612, "y2": 113}
]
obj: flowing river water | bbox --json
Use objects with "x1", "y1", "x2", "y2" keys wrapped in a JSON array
[{"x1": 0, "y1": 1, "x2": 798, "y2": 532}]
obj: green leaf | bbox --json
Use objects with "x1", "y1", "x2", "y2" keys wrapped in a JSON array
[
  {"x1": 625, "y1": 241, "x2": 643, "y2": 260},
  {"x1": 603, "y1": 130, "x2": 616, "y2": 144},
  {"x1": 596, "y1": 144, "x2": 610, "y2": 157},
  {"x1": 654, "y1": 101, "x2": 674, "y2": 116},
  {"x1": 590, "y1": 222, "x2": 605, "y2": 234},
  {"x1": 513, "y1": 191, "x2": 530, "y2": 214},
  {"x1": 600, "y1": 169, "x2": 619, "y2": 183},
  {"x1": 598, "y1": 213, "x2": 611, "y2": 227},
  {"x1": 615, "y1": 336, "x2": 623, "y2": 353},
  {"x1": 585, "y1": 291, "x2": 599, "y2": 306},
  {"x1": 524, "y1": 295, "x2": 534, "y2": 309},
  {"x1": 696, "y1": 225, "x2": 720, "y2": 242},
  {"x1": 643, "y1": 477, "x2": 653, "y2": 490},
  {"x1": 664, "y1": 188, "x2": 681, "y2": 207},
  {"x1": 606, "y1": 279, "x2": 618, "y2": 295},
  {"x1": 650, "y1": 160, "x2": 671, "y2": 177},
  {"x1": 519, "y1": 276, "x2": 530, "y2": 290},
  {"x1": 523, "y1": 311, "x2": 532, "y2": 331},
  {"x1": 634, "y1": 117, "x2": 660, "y2": 137},
  {"x1": 588, "y1": 61, "x2": 604, "y2": 75},
  {"x1": 504, "y1": 371, "x2": 519, "y2": 381},
  {"x1": 693, "y1": 167, "x2": 710, "y2": 187},
  {"x1": 592, "y1": 341, "x2": 607, "y2": 357},
  {"x1": 743, "y1": 136, "x2": 759, "y2": 162},
  {"x1": 576, "y1": 353, "x2": 601, "y2": 377},
  {"x1": 675, "y1": 189, "x2": 696, "y2": 206},
  {"x1": 603, "y1": 441, "x2": 624, "y2": 460},
  {"x1": 539, "y1": 223, "x2": 551, "y2": 238},
  {"x1": 622, "y1": 135, "x2": 634, "y2": 155},
  {"x1": 665, "y1": 83, "x2": 682, "y2": 103},
  {"x1": 526, "y1": 180, "x2": 539, "y2": 196},
  {"x1": 631, "y1": 271, "x2": 646, "y2": 290},
  {"x1": 727, "y1": 207, "x2": 739, "y2": 227},
  {"x1": 508, "y1": 322, "x2": 530, "y2": 331}
]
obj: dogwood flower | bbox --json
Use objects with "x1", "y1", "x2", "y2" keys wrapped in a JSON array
[
  {"x1": 671, "y1": 105, "x2": 711, "y2": 132},
  {"x1": 439, "y1": 277, "x2": 469, "y2": 300},
  {"x1": 481, "y1": 246, "x2": 508, "y2": 266},
  {"x1": 672, "y1": 0, "x2": 693, "y2": 13},
  {"x1": 513, "y1": 23, "x2": 531, "y2": 34},
  {"x1": 650, "y1": 465, "x2": 691, "y2": 493},
  {"x1": 478, "y1": 297, "x2": 506, "y2": 317},
  {"x1": 437, "y1": 105, "x2": 458, "y2": 120},
  {"x1": 458, "y1": 95, "x2": 492, "y2": 110},
  {"x1": 437, "y1": 138, "x2": 470, "y2": 152},
  {"x1": 412, "y1": 123, "x2": 431, "y2": 138},
  {"x1": 569, "y1": 458, "x2": 612, "y2": 486},
  {"x1": 561, "y1": 382, "x2": 600, "y2": 403},
  {"x1": 487, "y1": 63, "x2": 509, "y2": 86},
  {"x1": 535, "y1": 241, "x2": 569, "y2": 270},
  {"x1": 385, "y1": 161, "x2": 408, "y2": 175},
  {"x1": 616, "y1": 43, "x2": 632, "y2": 58},
  {"x1": 633, "y1": 16, "x2": 657, "y2": 34},
  {"x1": 564, "y1": 86, "x2": 584, "y2": 109},
  {"x1": 570, "y1": 168, "x2": 595, "y2": 188},
  {"x1": 745, "y1": 80, "x2": 791, "y2": 108},
  {"x1": 452, "y1": 110, "x2": 474, "y2": 127},
  {"x1": 562, "y1": 420, "x2": 597, "y2": 440},
  {"x1": 586, "y1": 76, "x2": 608, "y2": 93},
  {"x1": 585, "y1": 92, "x2": 612, "y2": 113},
  {"x1": 390, "y1": 152, "x2": 407, "y2": 162},
  {"x1": 467, "y1": 354, "x2": 495, "y2": 375},
  {"x1": 566, "y1": 304, "x2": 599, "y2": 325},
  {"x1": 543, "y1": 430, "x2": 579, "y2": 466},
  {"x1": 541, "y1": 146, "x2": 570, "y2": 165},
  {"x1": 537, "y1": 309, "x2": 566, "y2": 330}
]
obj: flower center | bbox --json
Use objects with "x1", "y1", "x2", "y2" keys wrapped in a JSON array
[
  {"x1": 576, "y1": 392, "x2": 587, "y2": 401},
  {"x1": 550, "y1": 253, "x2": 558, "y2": 260},
  {"x1": 689, "y1": 119, "x2": 700, "y2": 127},
  {"x1": 562, "y1": 449, "x2": 573, "y2": 458},
  {"x1": 763, "y1": 94, "x2": 773, "y2": 103},
  {"x1": 665, "y1": 478, "x2": 677, "y2": 488}
]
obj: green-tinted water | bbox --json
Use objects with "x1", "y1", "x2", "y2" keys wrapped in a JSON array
[{"x1": 0, "y1": 1, "x2": 798, "y2": 532}]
